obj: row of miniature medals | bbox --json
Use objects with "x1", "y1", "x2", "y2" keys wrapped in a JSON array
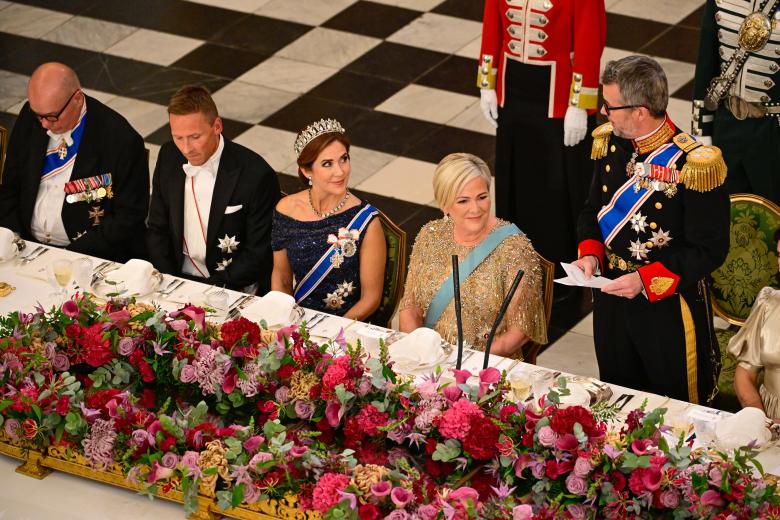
[{"x1": 626, "y1": 152, "x2": 679, "y2": 199}]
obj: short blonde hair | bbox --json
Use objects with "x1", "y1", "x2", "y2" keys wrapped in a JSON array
[{"x1": 433, "y1": 153, "x2": 492, "y2": 210}]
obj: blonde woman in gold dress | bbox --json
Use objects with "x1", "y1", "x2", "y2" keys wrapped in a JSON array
[
  {"x1": 729, "y1": 227, "x2": 780, "y2": 419},
  {"x1": 398, "y1": 153, "x2": 547, "y2": 359}
]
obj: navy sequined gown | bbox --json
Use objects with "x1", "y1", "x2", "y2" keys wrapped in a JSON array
[{"x1": 271, "y1": 202, "x2": 378, "y2": 315}]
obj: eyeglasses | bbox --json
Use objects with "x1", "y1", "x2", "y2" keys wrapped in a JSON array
[
  {"x1": 602, "y1": 100, "x2": 641, "y2": 115},
  {"x1": 32, "y1": 89, "x2": 80, "y2": 122}
]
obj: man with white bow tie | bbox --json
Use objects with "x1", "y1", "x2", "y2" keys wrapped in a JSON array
[
  {"x1": 146, "y1": 85, "x2": 280, "y2": 293},
  {"x1": 0, "y1": 62, "x2": 149, "y2": 261}
]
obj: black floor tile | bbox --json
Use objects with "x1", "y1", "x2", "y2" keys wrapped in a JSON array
[
  {"x1": 306, "y1": 70, "x2": 405, "y2": 108},
  {"x1": 406, "y1": 125, "x2": 496, "y2": 172},
  {"x1": 432, "y1": 0, "x2": 485, "y2": 22},
  {"x1": 209, "y1": 15, "x2": 311, "y2": 56},
  {"x1": 606, "y1": 13, "x2": 672, "y2": 53},
  {"x1": 261, "y1": 94, "x2": 371, "y2": 134},
  {"x1": 345, "y1": 41, "x2": 448, "y2": 84},
  {"x1": 127, "y1": 68, "x2": 231, "y2": 105},
  {"x1": 10, "y1": 0, "x2": 99, "y2": 15},
  {"x1": 671, "y1": 78, "x2": 695, "y2": 100},
  {"x1": 678, "y1": 5, "x2": 706, "y2": 29},
  {"x1": 347, "y1": 111, "x2": 442, "y2": 156},
  {"x1": 322, "y1": 1, "x2": 420, "y2": 39},
  {"x1": 83, "y1": 0, "x2": 246, "y2": 40},
  {"x1": 72, "y1": 55, "x2": 167, "y2": 98},
  {"x1": 171, "y1": 43, "x2": 267, "y2": 80},
  {"x1": 640, "y1": 26, "x2": 700, "y2": 64},
  {"x1": 0, "y1": 112, "x2": 19, "y2": 134},
  {"x1": 415, "y1": 55, "x2": 477, "y2": 97},
  {"x1": 0, "y1": 33, "x2": 96, "y2": 76}
]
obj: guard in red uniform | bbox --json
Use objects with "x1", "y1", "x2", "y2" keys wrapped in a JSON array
[{"x1": 477, "y1": 0, "x2": 606, "y2": 279}]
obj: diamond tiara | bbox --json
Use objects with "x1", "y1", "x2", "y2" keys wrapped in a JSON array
[{"x1": 294, "y1": 118, "x2": 346, "y2": 157}]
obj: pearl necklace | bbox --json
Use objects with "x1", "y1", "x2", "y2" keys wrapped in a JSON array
[{"x1": 308, "y1": 189, "x2": 350, "y2": 219}]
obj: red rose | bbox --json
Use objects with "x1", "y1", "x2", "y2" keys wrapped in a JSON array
[
  {"x1": 463, "y1": 418, "x2": 500, "y2": 460},
  {"x1": 55, "y1": 395, "x2": 71, "y2": 416},
  {"x1": 277, "y1": 364, "x2": 295, "y2": 381},
  {"x1": 358, "y1": 504, "x2": 380, "y2": 520},
  {"x1": 80, "y1": 323, "x2": 113, "y2": 367},
  {"x1": 87, "y1": 388, "x2": 121, "y2": 411},
  {"x1": 549, "y1": 406, "x2": 598, "y2": 437},
  {"x1": 425, "y1": 458, "x2": 453, "y2": 479},
  {"x1": 159, "y1": 435, "x2": 177, "y2": 452},
  {"x1": 138, "y1": 360, "x2": 156, "y2": 382},
  {"x1": 611, "y1": 471, "x2": 626, "y2": 492}
]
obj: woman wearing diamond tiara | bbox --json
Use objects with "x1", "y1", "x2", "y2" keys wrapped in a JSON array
[
  {"x1": 271, "y1": 119, "x2": 386, "y2": 320},
  {"x1": 398, "y1": 153, "x2": 547, "y2": 358}
]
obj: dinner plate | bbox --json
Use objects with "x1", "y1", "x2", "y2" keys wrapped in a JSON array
[
  {"x1": 91, "y1": 270, "x2": 163, "y2": 298},
  {"x1": 391, "y1": 342, "x2": 452, "y2": 374}
]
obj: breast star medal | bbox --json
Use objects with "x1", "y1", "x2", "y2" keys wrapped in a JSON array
[
  {"x1": 628, "y1": 239, "x2": 649, "y2": 260},
  {"x1": 218, "y1": 234, "x2": 240, "y2": 254}
]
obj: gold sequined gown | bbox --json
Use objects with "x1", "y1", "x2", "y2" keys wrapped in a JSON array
[
  {"x1": 400, "y1": 218, "x2": 548, "y2": 356},
  {"x1": 728, "y1": 287, "x2": 780, "y2": 419}
]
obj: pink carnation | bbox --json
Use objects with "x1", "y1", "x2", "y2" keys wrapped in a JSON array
[
  {"x1": 312, "y1": 472, "x2": 351, "y2": 513},
  {"x1": 437, "y1": 399, "x2": 484, "y2": 441}
]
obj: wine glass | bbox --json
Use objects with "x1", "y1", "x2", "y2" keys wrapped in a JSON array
[
  {"x1": 51, "y1": 259, "x2": 73, "y2": 300},
  {"x1": 71, "y1": 257, "x2": 94, "y2": 291}
]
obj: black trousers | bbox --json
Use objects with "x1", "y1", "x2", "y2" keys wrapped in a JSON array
[
  {"x1": 713, "y1": 107, "x2": 780, "y2": 206},
  {"x1": 592, "y1": 279, "x2": 720, "y2": 405},
  {"x1": 494, "y1": 60, "x2": 594, "y2": 272}
]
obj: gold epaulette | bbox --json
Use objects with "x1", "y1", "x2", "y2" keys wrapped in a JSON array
[
  {"x1": 591, "y1": 122, "x2": 613, "y2": 160},
  {"x1": 672, "y1": 133, "x2": 701, "y2": 153},
  {"x1": 680, "y1": 145, "x2": 727, "y2": 193}
]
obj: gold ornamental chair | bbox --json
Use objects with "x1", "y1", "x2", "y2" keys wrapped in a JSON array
[
  {"x1": 0, "y1": 125, "x2": 8, "y2": 183},
  {"x1": 522, "y1": 252, "x2": 555, "y2": 365},
  {"x1": 372, "y1": 210, "x2": 407, "y2": 328},
  {"x1": 710, "y1": 193, "x2": 780, "y2": 411}
]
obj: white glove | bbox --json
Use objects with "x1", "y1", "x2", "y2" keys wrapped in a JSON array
[
  {"x1": 697, "y1": 135, "x2": 713, "y2": 146},
  {"x1": 563, "y1": 106, "x2": 588, "y2": 146},
  {"x1": 479, "y1": 89, "x2": 498, "y2": 128}
]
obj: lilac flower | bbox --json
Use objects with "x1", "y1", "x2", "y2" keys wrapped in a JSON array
[
  {"x1": 490, "y1": 481, "x2": 517, "y2": 499},
  {"x1": 152, "y1": 341, "x2": 170, "y2": 356},
  {"x1": 230, "y1": 464, "x2": 253, "y2": 486},
  {"x1": 406, "y1": 432, "x2": 426, "y2": 448},
  {"x1": 117, "y1": 337, "x2": 135, "y2": 356},
  {"x1": 161, "y1": 452, "x2": 179, "y2": 469},
  {"x1": 81, "y1": 418, "x2": 117, "y2": 470}
]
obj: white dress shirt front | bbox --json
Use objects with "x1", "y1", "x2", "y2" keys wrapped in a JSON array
[
  {"x1": 31, "y1": 103, "x2": 87, "y2": 246},
  {"x1": 181, "y1": 135, "x2": 224, "y2": 278}
]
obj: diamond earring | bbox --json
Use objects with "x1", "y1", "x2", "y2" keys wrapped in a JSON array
[{"x1": 308, "y1": 177, "x2": 313, "y2": 186}]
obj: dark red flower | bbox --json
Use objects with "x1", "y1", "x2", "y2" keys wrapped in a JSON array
[
  {"x1": 55, "y1": 395, "x2": 71, "y2": 416},
  {"x1": 463, "y1": 418, "x2": 501, "y2": 460},
  {"x1": 22, "y1": 418, "x2": 38, "y2": 439},
  {"x1": 220, "y1": 317, "x2": 261, "y2": 351},
  {"x1": 358, "y1": 504, "x2": 380, "y2": 520},
  {"x1": 610, "y1": 471, "x2": 626, "y2": 492},
  {"x1": 549, "y1": 406, "x2": 598, "y2": 437},
  {"x1": 137, "y1": 359, "x2": 155, "y2": 383},
  {"x1": 277, "y1": 364, "x2": 295, "y2": 381},
  {"x1": 159, "y1": 435, "x2": 177, "y2": 452}
]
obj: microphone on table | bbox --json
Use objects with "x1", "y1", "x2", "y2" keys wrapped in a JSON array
[{"x1": 483, "y1": 268, "x2": 524, "y2": 369}]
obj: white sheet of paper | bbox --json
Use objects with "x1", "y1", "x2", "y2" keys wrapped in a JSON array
[{"x1": 555, "y1": 262, "x2": 613, "y2": 289}]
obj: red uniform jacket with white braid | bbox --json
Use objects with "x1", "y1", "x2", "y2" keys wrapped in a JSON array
[{"x1": 477, "y1": 0, "x2": 607, "y2": 119}]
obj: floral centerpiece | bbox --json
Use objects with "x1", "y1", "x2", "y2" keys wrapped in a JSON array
[{"x1": 0, "y1": 294, "x2": 777, "y2": 519}]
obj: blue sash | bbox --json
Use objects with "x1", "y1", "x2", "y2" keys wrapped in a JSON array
[
  {"x1": 597, "y1": 142, "x2": 683, "y2": 246},
  {"x1": 424, "y1": 223, "x2": 522, "y2": 328},
  {"x1": 41, "y1": 111, "x2": 87, "y2": 181},
  {"x1": 293, "y1": 204, "x2": 378, "y2": 303}
]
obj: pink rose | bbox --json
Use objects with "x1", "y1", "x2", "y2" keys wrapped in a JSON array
[
  {"x1": 659, "y1": 489, "x2": 680, "y2": 508},
  {"x1": 243, "y1": 435, "x2": 265, "y2": 454},
  {"x1": 701, "y1": 489, "x2": 725, "y2": 507},
  {"x1": 179, "y1": 364, "x2": 196, "y2": 383},
  {"x1": 565, "y1": 474, "x2": 588, "y2": 496},
  {"x1": 537, "y1": 426, "x2": 558, "y2": 447},
  {"x1": 52, "y1": 352, "x2": 70, "y2": 372},
  {"x1": 512, "y1": 505, "x2": 534, "y2": 520},
  {"x1": 161, "y1": 452, "x2": 179, "y2": 468},
  {"x1": 574, "y1": 456, "x2": 592, "y2": 478},
  {"x1": 448, "y1": 486, "x2": 479, "y2": 503}
]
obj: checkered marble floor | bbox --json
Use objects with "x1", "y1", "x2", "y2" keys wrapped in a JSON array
[{"x1": 0, "y1": 0, "x2": 706, "y2": 353}]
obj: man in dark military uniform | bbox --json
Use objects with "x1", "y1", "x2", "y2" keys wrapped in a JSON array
[
  {"x1": 573, "y1": 56, "x2": 730, "y2": 405},
  {"x1": 692, "y1": 0, "x2": 780, "y2": 204},
  {"x1": 0, "y1": 62, "x2": 149, "y2": 262}
]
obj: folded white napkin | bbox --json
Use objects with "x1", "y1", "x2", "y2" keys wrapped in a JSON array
[
  {"x1": 0, "y1": 227, "x2": 17, "y2": 261},
  {"x1": 241, "y1": 290, "x2": 295, "y2": 326},
  {"x1": 715, "y1": 407, "x2": 771, "y2": 450},
  {"x1": 390, "y1": 327, "x2": 442, "y2": 367},
  {"x1": 105, "y1": 259, "x2": 155, "y2": 294},
  {"x1": 558, "y1": 382, "x2": 591, "y2": 407}
]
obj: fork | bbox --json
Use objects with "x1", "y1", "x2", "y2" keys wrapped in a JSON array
[
  {"x1": 158, "y1": 279, "x2": 185, "y2": 297},
  {"x1": 17, "y1": 245, "x2": 45, "y2": 265}
]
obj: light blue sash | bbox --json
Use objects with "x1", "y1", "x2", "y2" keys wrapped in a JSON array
[
  {"x1": 424, "y1": 223, "x2": 522, "y2": 328},
  {"x1": 41, "y1": 111, "x2": 87, "y2": 181},
  {"x1": 293, "y1": 204, "x2": 378, "y2": 303}
]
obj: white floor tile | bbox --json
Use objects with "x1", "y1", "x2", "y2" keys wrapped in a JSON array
[
  {"x1": 370, "y1": 0, "x2": 444, "y2": 11},
  {"x1": 455, "y1": 35, "x2": 482, "y2": 59},
  {"x1": 237, "y1": 57, "x2": 338, "y2": 94},
  {"x1": 211, "y1": 82, "x2": 298, "y2": 125},
  {"x1": 387, "y1": 13, "x2": 482, "y2": 54},
  {"x1": 276, "y1": 27, "x2": 380, "y2": 69},
  {"x1": 41, "y1": 16, "x2": 137, "y2": 53},
  {"x1": 348, "y1": 146, "x2": 397, "y2": 187},
  {"x1": 255, "y1": 0, "x2": 357, "y2": 26},
  {"x1": 82, "y1": 88, "x2": 118, "y2": 106},
  {"x1": 0, "y1": 1, "x2": 11, "y2": 10},
  {"x1": 609, "y1": 0, "x2": 702, "y2": 25},
  {"x1": 354, "y1": 156, "x2": 436, "y2": 205},
  {"x1": 537, "y1": 331, "x2": 599, "y2": 378},
  {"x1": 0, "y1": 70, "x2": 29, "y2": 112},
  {"x1": 605, "y1": 0, "x2": 624, "y2": 9},
  {"x1": 447, "y1": 99, "x2": 497, "y2": 136},
  {"x1": 186, "y1": 0, "x2": 273, "y2": 12},
  {"x1": 667, "y1": 96, "x2": 692, "y2": 134},
  {"x1": 570, "y1": 311, "x2": 594, "y2": 337},
  {"x1": 105, "y1": 96, "x2": 169, "y2": 138},
  {"x1": 0, "y1": 3, "x2": 71, "y2": 38},
  {"x1": 104, "y1": 29, "x2": 203, "y2": 67},
  {"x1": 376, "y1": 84, "x2": 477, "y2": 125},
  {"x1": 232, "y1": 124, "x2": 298, "y2": 172}
]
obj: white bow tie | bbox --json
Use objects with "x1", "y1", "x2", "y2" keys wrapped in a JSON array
[
  {"x1": 182, "y1": 163, "x2": 213, "y2": 178},
  {"x1": 47, "y1": 130, "x2": 74, "y2": 147}
]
